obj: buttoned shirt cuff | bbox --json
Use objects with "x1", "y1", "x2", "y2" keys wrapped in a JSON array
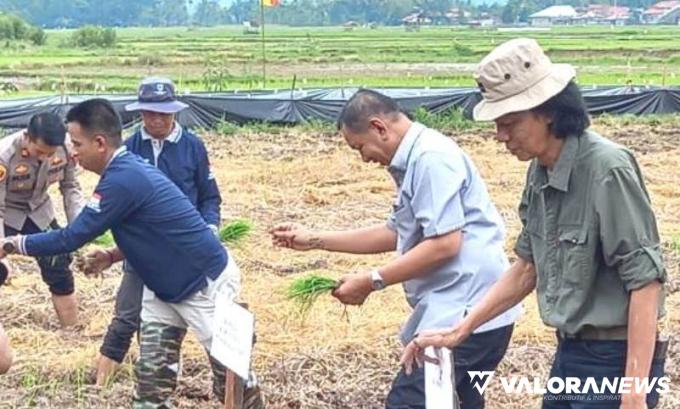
[
  {"x1": 617, "y1": 245, "x2": 666, "y2": 291},
  {"x1": 13, "y1": 235, "x2": 28, "y2": 256}
]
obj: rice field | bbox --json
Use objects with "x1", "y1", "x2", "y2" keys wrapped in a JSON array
[
  {"x1": 0, "y1": 25, "x2": 679, "y2": 95},
  {"x1": 0, "y1": 115, "x2": 678, "y2": 408},
  {"x1": 0, "y1": 23, "x2": 679, "y2": 409}
]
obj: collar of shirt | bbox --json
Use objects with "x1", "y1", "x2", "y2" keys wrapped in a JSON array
[
  {"x1": 105, "y1": 145, "x2": 128, "y2": 170},
  {"x1": 388, "y1": 122, "x2": 426, "y2": 185},
  {"x1": 533, "y1": 133, "x2": 580, "y2": 193},
  {"x1": 140, "y1": 122, "x2": 183, "y2": 144}
]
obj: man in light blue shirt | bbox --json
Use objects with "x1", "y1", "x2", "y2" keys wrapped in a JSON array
[{"x1": 270, "y1": 89, "x2": 520, "y2": 409}]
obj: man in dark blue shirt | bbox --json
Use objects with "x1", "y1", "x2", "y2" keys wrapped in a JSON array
[
  {"x1": 94, "y1": 77, "x2": 223, "y2": 386},
  {"x1": 0, "y1": 99, "x2": 245, "y2": 408}
]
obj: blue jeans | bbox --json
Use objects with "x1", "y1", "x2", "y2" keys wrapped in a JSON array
[
  {"x1": 542, "y1": 337, "x2": 668, "y2": 409},
  {"x1": 386, "y1": 324, "x2": 514, "y2": 409}
]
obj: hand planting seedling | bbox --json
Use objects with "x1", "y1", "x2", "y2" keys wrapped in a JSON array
[
  {"x1": 287, "y1": 274, "x2": 338, "y2": 316},
  {"x1": 219, "y1": 219, "x2": 252, "y2": 244}
]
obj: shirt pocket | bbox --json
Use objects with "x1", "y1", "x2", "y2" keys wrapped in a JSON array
[
  {"x1": 558, "y1": 226, "x2": 592, "y2": 288},
  {"x1": 9, "y1": 174, "x2": 35, "y2": 192},
  {"x1": 392, "y1": 197, "x2": 416, "y2": 251}
]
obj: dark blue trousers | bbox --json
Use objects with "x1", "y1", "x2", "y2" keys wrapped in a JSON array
[
  {"x1": 542, "y1": 337, "x2": 667, "y2": 409},
  {"x1": 386, "y1": 324, "x2": 514, "y2": 409}
]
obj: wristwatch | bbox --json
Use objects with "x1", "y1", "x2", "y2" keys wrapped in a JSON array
[
  {"x1": 370, "y1": 269, "x2": 386, "y2": 291},
  {"x1": 2, "y1": 240, "x2": 16, "y2": 255}
]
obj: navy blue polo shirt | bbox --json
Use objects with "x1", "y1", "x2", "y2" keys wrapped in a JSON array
[
  {"x1": 18, "y1": 147, "x2": 228, "y2": 303},
  {"x1": 125, "y1": 125, "x2": 221, "y2": 226}
]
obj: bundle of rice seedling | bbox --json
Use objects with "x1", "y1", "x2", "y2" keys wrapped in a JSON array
[
  {"x1": 287, "y1": 274, "x2": 338, "y2": 316},
  {"x1": 92, "y1": 230, "x2": 114, "y2": 247},
  {"x1": 219, "y1": 219, "x2": 252, "y2": 244}
]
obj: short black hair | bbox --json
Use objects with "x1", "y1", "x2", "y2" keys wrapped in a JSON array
[
  {"x1": 66, "y1": 98, "x2": 122, "y2": 147},
  {"x1": 27, "y1": 112, "x2": 66, "y2": 146},
  {"x1": 531, "y1": 81, "x2": 590, "y2": 139},
  {"x1": 336, "y1": 89, "x2": 402, "y2": 132}
]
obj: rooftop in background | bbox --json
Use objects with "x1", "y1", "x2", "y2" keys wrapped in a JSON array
[{"x1": 530, "y1": 5, "x2": 578, "y2": 19}]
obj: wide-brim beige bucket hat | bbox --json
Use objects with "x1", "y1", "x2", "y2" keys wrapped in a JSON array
[{"x1": 473, "y1": 38, "x2": 576, "y2": 121}]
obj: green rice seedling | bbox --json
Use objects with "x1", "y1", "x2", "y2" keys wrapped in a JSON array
[
  {"x1": 287, "y1": 274, "x2": 338, "y2": 316},
  {"x1": 219, "y1": 219, "x2": 252, "y2": 244},
  {"x1": 92, "y1": 230, "x2": 114, "y2": 247}
]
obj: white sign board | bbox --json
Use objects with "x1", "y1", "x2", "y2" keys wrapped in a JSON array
[
  {"x1": 210, "y1": 299, "x2": 254, "y2": 380},
  {"x1": 425, "y1": 346, "x2": 457, "y2": 409}
]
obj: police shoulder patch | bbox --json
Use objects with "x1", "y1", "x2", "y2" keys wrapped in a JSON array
[{"x1": 0, "y1": 165, "x2": 6, "y2": 182}]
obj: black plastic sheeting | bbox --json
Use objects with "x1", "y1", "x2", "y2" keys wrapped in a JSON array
[{"x1": 0, "y1": 86, "x2": 679, "y2": 129}]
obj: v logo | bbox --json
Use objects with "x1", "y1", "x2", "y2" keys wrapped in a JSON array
[{"x1": 467, "y1": 371, "x2": 495, "y2": 394}]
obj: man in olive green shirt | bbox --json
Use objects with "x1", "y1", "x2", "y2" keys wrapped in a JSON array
[{"x1": 402, "y1": 38, "x2": 667, "y2": 409}]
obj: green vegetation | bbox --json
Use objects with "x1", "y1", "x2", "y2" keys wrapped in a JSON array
[
  {"x1": 92, "y1": 230, "x2": 115, "y2": 247},
  {"x1": 412, "y1": 107, "x2": 485, "y2": 132},
  {"x1": 0, "y1": 12, "x2": 45, "y2": 45},
  {"x1": 0, "y1": 25, "x2": 678, "y2": 95},
  {"x1": 0, "y1": 0, "x2": 662, "y2": 28},
  {"x1": 287, "y1": 274, "x2": 338, "y2": 316},
  {"x1": 70, "y1": 26, "x2": 116, "y2": 48},
  {"x1": 218, "y1": 219, "x2": 253, "y2": 245}
]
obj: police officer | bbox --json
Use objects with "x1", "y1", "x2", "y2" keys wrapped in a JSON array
[
  {"x1": 0, "y1": 113, "x2": 84, "y2": 327},
  {"x1": 93, "y1": 76, "x2": 222, "y2": 385}
]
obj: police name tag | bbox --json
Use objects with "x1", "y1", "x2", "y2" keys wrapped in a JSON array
[
  {"x1": 424, "y1": 346, "x2": 459, "y2": 409},
  {"x1": 210, "y1": 299, "x2": 254, "y2": 380}
]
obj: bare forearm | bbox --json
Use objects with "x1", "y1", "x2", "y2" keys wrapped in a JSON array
[
  {"x1": 315, "y1": 224, "x2": 396, "y2": 254},
  {"x1": 460, "y1": 258, "x2": 536, "y2": 333},
  {"x1": 381, "y1": 231, "x2": 461, "y2": 286},
  {"x1": 625, "y1": 281, "x2": 660, "y2": 382}
]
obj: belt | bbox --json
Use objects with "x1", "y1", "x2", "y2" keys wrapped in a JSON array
[
  {"x1": 557, "y1": 326, "x2": 628, "y2": 341},
  {"x1": 557, "y1": 329, "x2": 669, "y2": 360}
]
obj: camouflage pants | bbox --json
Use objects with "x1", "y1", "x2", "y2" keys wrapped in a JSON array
[
  {"x1": 133, "y1": 260, "x2": 264, "y2": 408},
  {"x1": 133, "y1": 322, "x2": 265, "y2": 409},
  {"x1": 133, "y1": 322, "x2": 185, "y2": 409}
]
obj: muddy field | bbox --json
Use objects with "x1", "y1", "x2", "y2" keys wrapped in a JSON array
[{"x1": 0, "y1": 119, "x2": 678, "y2": 408}]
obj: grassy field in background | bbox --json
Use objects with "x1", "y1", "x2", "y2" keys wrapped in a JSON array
[{"x1": 0, "y1": 25, "x2": 678, "y2": 95}]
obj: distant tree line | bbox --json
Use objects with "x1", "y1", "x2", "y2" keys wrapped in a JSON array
[
  {"x1": 0, "y1": 0, "x2": 666, "y2": 28},
  {"x1": 0, "y1": 12, "x2": 45, "y2": 44}
]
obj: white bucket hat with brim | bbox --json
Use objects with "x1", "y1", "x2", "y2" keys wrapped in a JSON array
[
  {"x1": 125, "y1": 76, "x2": 188, "y2": 114},
  {"x1": 473, "y1": 38, "x2": 576, "y2": 121}
]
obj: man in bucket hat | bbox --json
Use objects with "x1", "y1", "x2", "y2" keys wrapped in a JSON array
[
  {"x1": 0, "y1": 98, "x2": 249, "y2": 408},
  {"x1": 90, "y1": 77, "x2": 225, "y2": 385},
  {"x1": 88, "y1": 78, "x2": 264, "y2": 407},
  {"x1": 402, "y1": 38, "x2": 668, "y2": 409}
]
